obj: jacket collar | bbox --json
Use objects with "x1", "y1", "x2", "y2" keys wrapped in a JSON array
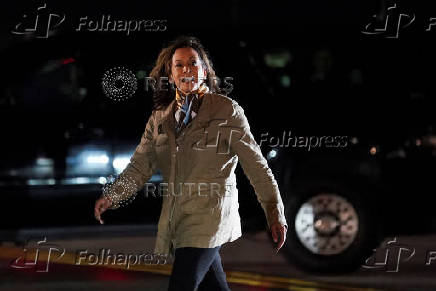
[
  {"x1": 175, "y1": 83, "x2": 210, "y2": 110},
  {"x1": 161, "y1": 93, "x2": 211, "y2": 138}
]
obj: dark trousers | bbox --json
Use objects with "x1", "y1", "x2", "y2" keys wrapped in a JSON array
[{"x1": 167, "y1": 246, "x2": 231, "y2": 291}]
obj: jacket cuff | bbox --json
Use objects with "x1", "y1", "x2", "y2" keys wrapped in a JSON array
[
  {"x1": 264, "y1": 202, "x2": 288, "y2": 230},
  {"x1": 101, "y1": 174, "x2": 140, "y2": 209}
]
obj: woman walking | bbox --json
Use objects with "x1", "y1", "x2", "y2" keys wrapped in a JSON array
[{"x1": 94, "y1": 35, "x2": 288, "y2": 291}]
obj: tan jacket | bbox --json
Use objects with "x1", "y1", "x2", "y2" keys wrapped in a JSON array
[{"x1": 107, "y1": 93, "x2": 288, "y2": 258}]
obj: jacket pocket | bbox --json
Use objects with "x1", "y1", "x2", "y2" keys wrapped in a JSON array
[
  {"x1": 180, "y1": 194, "x2": 220, "y2": 215},
  {"x1": 179, "y1": 182, "x2": 221, "y2": 215},
  {"x1": 179, "y1": 181, "x2": 236, "y2": 215},
  {"x1": 219, "y1": 184, "x2": 238, "y2": 218}
]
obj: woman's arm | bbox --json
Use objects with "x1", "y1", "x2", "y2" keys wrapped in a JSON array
[
  {"x1": 228, "y1": 101, "x2": 288, "y2": 231},
  {"x1": 101, "y1": 111, "x2": 158, "y2": 209}
]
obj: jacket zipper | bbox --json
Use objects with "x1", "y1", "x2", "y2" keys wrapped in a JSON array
[{"x1": 169, "y1": 145, "x2": 179, "y2": 222}]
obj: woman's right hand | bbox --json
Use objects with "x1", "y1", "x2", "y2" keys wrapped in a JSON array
[{"x1": 94, "y1": 197, "x2": 112, "y2": 224}]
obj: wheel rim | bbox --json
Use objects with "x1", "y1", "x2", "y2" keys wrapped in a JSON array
[{"x1": 295, "y1": 193, "x2": 359, "y2": 255}]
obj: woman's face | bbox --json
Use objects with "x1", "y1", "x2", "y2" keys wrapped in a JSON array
[{"x1": 170, "y1": 47, "x2": 207, "y2": 94}]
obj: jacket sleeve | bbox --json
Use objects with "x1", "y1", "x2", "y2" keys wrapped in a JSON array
[
  {"x1": 102, "y1": 111, "x2": 157, "y2": 209},
  {"x1": 228, "y1": 101, "x2": 288, "y2": 230}
]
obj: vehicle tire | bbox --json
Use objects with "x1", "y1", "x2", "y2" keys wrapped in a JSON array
[{"x1": 281, "y1": 179, "x2": 381, "y2": 274}]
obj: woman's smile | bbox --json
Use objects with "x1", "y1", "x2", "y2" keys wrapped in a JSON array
[{"x1": 171, "y1": 47, "x2": 207, "y2": 94}]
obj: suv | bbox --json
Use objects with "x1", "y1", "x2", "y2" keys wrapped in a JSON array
[{"x1": 264, "y1": 125, "x2": 435, "y2": 272}]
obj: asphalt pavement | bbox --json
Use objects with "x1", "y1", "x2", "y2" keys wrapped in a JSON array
[{"x1": 1, "y1": 224, "x2": 436, "y2": 290}]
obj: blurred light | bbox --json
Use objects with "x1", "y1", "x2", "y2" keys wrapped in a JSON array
[
  {"x1": 75, "y1": 177, "x2": 91, "y2": 184},
  {"x1": 350, "y1": 137, "x2": 359, "y2": 145},
  {"x1": 40, "y1": 60, "x2": 60, "y2": 73},
  {"x1": 429, "y1": 135, "x2": 436, "y2": 148},
  {"x1": 149, "y1": 173, "x2": 163, "y2": 182},
  {"x1": 370, "y1": 146, "x2": 377, "y2": 155},
  {"x1": 280, "y1": 75, "x2": 291, "y2": 88},
  {"x1": 27, "y1": 178, "x2": 56, "y2": 186},
  {"x1": 36, "y1": 157, "x2": 54, "y2": 166},
  {"x1": 60, "y1": 177, "x2": 106, "y2": 185},
  {"x1": 66, "y1": 147, "x2": 112, "y2": 177},
  {"x1": 34, "y1": 157, "x2": 55, "y2": 176},
  {"x1": 264, "y1": 49, "x2": 292, "y2": 68},
  {"x1": 99, "y1": 177, "x2": 107, "y2": 184},
  {"x1": 416, "y1": 139, "x2": 422, "y2": 146},
  {"x1": 79, "y1": 87, "x2": 88, "y2": 97},
  {"x1": 86, "y1": 154, "x2": 109, "y2": 164},
  {"x1": 136, "y1": 70, "x2": 147, "y2": 80},
  {"x1": 61, "y1": 177, "x2": 92, "y2": 185},
  {"x1": 386, "y1": 149, "x2": 406, "y2": 159},
  {"x1": 62, "y1": 57, "x2": 76, "y2": 65},
  {"x1": 267, "y1": 149, "x2": 278, "y2": 159},
  {"x1": 113, "y1": 156, "x2": 130, "y2": 174}
]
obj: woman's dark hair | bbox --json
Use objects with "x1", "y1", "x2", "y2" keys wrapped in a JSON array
[{"x1": 149, "y1": 35, "x2": 221, "y2": 110}]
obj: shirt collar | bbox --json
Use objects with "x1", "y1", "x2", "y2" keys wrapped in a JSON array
[{"x1": 175, "y1": 83, "x2": 209, "y2": 109}]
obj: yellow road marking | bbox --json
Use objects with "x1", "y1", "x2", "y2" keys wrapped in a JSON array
[{"x1": 0, "y1": 246, "x2": 380, "y2": 291}]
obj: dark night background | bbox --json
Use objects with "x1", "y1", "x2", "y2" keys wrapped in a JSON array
[
  {"x1": 0, "y1": 0, "x2": 434, "y2": 222},
  {"x1": 0, "y1": 0, "x2": 435, "y2": 282}
]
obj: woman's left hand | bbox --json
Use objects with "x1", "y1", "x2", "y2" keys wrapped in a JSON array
[{"x1": 270, "y1": 222, "x2": 287, "y2": 253}]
